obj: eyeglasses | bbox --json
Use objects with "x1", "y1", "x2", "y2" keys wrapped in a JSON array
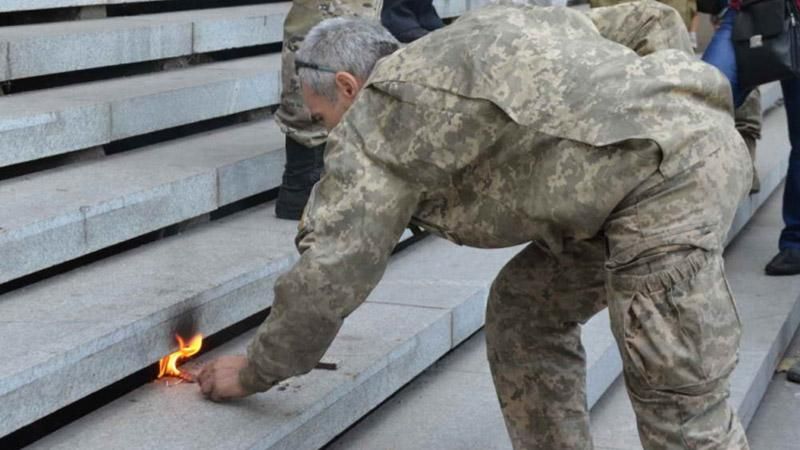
[{"x1": 295, "y1": 59, "x2": 338, "y2": 75}]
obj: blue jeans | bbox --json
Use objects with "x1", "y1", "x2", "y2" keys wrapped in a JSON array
[{"x1": 703, "y1": 8, "x2": 800, "y2": 249}]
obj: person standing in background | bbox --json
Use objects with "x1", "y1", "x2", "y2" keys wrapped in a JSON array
[
  {"x1": 274, "y1": 0, "x2": 384, "y2": 220},
  {"x1": 702, "y1": 1, "x2": 800, "y2": 275},
  {"x1": 381, "y1": 0, "x2": 444, "y2": 43}
]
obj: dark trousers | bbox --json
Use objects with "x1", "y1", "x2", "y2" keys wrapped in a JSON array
[{"x1": 381, "y1": 0, "x2": 443, "y2": 43}]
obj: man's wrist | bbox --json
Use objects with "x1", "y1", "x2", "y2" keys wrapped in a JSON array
[{"x1": 238, "y1": 361, "x2": 280, "y2": 393}]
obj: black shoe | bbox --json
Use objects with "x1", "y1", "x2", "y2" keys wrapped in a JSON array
[
  {"x1": 765, "y1": 248, "x2": 800, "y2": 276},
  {"x1": 393, "y1": 27, "x2": 428, "y2": 43},
  {"x1": 788, "y1": 360, "x2": 800, "y2": 383},
  {"x1": 413, "y1": 0, "x2": 444, "y2": 31},
  {"x1": 275, "y1": 137, "x2": 324, "y2": 221}
]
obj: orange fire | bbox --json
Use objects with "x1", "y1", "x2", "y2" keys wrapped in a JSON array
[{"x1": 158, "y1": 334, "x2": 203, "y2": 379}]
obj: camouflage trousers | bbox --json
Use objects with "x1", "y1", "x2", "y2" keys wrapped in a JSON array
[
  {"x1": 275, "y1": 0, "x2": 383, "y2": 148},
  {"x1": 485, "y1": 141, "x2": 752, "y2": 449}
]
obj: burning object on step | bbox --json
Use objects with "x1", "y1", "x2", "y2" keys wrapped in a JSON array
[{"x1": 158, "y1": 334, "x2": 203, "y2": 384}]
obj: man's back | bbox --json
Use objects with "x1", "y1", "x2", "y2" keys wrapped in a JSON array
[
  {"x1": 366, "y1": 4, "x2": 735, "y2": 178},
  {"x1": 328, "y1": 4, "x2": 743, "y2": 249}
]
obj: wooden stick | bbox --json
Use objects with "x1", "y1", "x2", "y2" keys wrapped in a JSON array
[{"x1": 314, "y1": 362, "x2": 338, "y2": 371}]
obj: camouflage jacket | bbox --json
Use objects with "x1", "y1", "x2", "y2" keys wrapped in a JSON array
[
  {"x1": 590, "y1": 0, "x2": 697, "y2": 30},
  {"x1": 239, "y1": 1, "x2": 737, "y2": 392}
]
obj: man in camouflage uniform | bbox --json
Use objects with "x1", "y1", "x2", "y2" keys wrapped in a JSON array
[
  {"x1": 274, "y1": 0, "x2": 382, "y2": 219},
  {"x1": 199, "y1": 2, "x2": 752, "y2": 448}
]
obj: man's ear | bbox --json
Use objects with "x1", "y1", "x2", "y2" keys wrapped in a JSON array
[{"x1": 334, "y1": 72, "x2": 362, "y2": 100}]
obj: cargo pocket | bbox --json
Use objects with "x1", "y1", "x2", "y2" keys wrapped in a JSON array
[{"x1": 618, "y1": 250, "x2": 742, "y2": 391}]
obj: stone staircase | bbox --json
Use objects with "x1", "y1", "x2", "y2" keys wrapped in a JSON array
[
  {"x1": 0, "y1": 2, "x2": 796, "y2": 450},
  {"x1": 0, "y1": 1, "x2": 498, "y2": 448}
]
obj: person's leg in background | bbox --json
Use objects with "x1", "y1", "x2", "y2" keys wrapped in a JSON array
[
  {"x1": 381, "y1": 0, "x2": 424, "y2": 43},
  {"x1": 411, "y1": 0, "x2": 443, "y2": 32},
  {"x1": 701, "y1": 5, "x2": 763, "y2": 196},
  {"x1": 766, "y1": 78, "x2": 800, "y2": 274},
  {"x1": 775, "y1": 79, "x2": 800, "y2": 386},
  {"x1": 736, "y1": 89, "x2": 763, "y2": 193},
  {"x1": 274, "y1": 0, "x2": 382, "y2": 220},
  {"x1": 381, "y1": 0, "x2": 440, "y2": 43},
  {"x1": 702, "y1": 7, "x2": 750, "y2": 107},
  {"x1": 689, "y1": 6, "x2": 700, "y2": 50},
  {"x1": 485, "y1": 239, "x2": 607, "y2": 449}
]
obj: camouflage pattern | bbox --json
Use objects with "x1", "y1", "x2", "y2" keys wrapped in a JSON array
[
  {"x1": 586, "y1": 0, "x2": 693, "y2": 54},
  {"x1": 736, "y1": 89, "x2": 763, "y2": 192},
  {"x1": 274, "y1": 0, "x2": 383, "y2": 148},
  {"x1": 590, "y1": 0, "x2": 697, "y2": 30},
  {"x1": 487, "y1": 137, "x2": 751, "y2": 449},
  {"x1": 241, "y1": 3, "x2": 752, "y2": 448}
]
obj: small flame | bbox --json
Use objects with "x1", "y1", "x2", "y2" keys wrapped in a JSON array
[{"x1": 158, "y1": 334, "x2": 203, "y2": 378}]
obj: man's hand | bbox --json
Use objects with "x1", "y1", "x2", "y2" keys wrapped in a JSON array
[{"x1": 197, "y1": 355, "x2": 252, "y2": 402}]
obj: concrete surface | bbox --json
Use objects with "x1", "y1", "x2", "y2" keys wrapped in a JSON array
[
  {"x1": 0, "y1": 0, "x2": 478, "y2": 80},
  {"x1": 0, "y1": 203, "x2": 300, "y2": 437},
  {"x1": 0, "y1": 54, "x2": 280, "y2": 167},
  {"x1": 0, "y1": 4, "x2": 290, "y2": 81},
  {"x1": 0, "y1": 0, "x2": 475, "y2": 15},
  {"x1": 0, "y1": 0, "x2": 171, "y2": 14},
  {"x1": 21, "y1": 241, "x2": 521, "y2": 449},
  {"x1": 326, "y1": 312, "x2": 620, "y2": 450},
  {"x1": 0, "y1": 119, "x2": 284, "y2": 285}
]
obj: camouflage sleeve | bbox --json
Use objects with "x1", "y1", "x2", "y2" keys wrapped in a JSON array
[
  {"x1": 238, "y1": 97, "x2": 422, "y2": 392},
  {"x1": 585, "y1": 0, "x2": 694, "y2": 55}
]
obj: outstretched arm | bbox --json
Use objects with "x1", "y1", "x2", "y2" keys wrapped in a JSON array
[
  {"x1": 241, "y1": 120, "x2": 421, "y2": 394},
  {"x1": 198, "y1": 92, "x2": 421, "y2": 401}
]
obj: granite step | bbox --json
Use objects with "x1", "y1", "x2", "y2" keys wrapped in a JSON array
[
  {"x1": 0, "y1": 119, "x2": 284, "y2": 285},
  {"x1": 0, "y1": 53, "x2": 280, "y2": 168},
  {"x1": 0, "y1": 0, "x2": 171, "y2": 14},
  {"x1": 0, "y1": 0, "x2": 478, "y2": 169},
  {"x1": 0, "y1": 202, "x2": 301, "y2": 437},
  {"x1": 0, "y1": 4, "x2": 290, "y2": 81},
  {"x1": 0, "y1": 0, "x2": 476, "y2": 81},
  {"x1": 0, "y1": 0, "x2": 472, "y2": 15},
  {"x1": 6, "y1": 230, "x2": 520, "y2": 447},
  {"x1": 325, "y1": 313, "x2": 619, "y2": 450}
]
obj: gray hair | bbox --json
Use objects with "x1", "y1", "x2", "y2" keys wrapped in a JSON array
[{"x1": 296, "y1": 17, "x2": 400, "y2": 101}]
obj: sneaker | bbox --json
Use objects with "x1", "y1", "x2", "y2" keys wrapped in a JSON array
[
  {"x1": 394, "y1": 27, "x2": 428, "y2": 43},
  {"x1": 765, "y1": 248, "x2": 800, "y2": 276}
]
